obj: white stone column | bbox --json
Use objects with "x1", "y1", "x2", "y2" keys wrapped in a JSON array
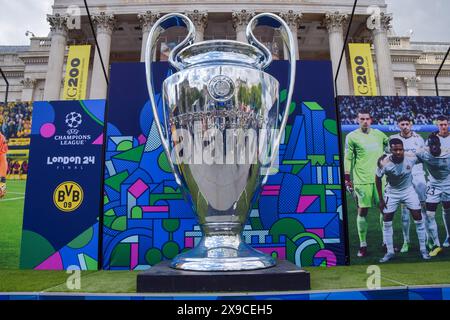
[
  {"x1": 371, "y1": 13, "x2": 396, "y2": 96},
  {"x1": 20, "y1": 78, "x2": 36, "y2": 102},
  {"x1": 232, "y1": 10, "x2": 255, "y2": 43},
  {"x1": 138, "y1": 11, "x2": 161, "y2": 62},
  {"x1": 279, "y1": 10, "x2": 302, "y2": 60},
  {"x1": 404, "y1": 76, "x2": 420, "y2": 96},
  {"x1": 323, "y1": 12, "x2": 351, "y2": 96},
  {"x1": 89, "y1": 12, "x2": 115, "y2": 100},
  {"x1": 186, "y1": 10, "x2": 208, "y2": 42},
  {"x1": 43, "y1": 14, "x2": 68, "y2": 101}
]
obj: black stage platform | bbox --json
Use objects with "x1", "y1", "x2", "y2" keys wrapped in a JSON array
[{"x1": 137, "y1": 260, "x2": 310, "y2": 293}]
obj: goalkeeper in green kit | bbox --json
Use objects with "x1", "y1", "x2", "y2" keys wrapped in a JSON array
[{"x1": 344, "y1": 109, "x2": 389, "y2": 257}]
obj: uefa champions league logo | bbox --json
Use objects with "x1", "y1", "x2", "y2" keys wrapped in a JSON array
[{"x1": 65, "y1": 112, "x2": 82, "y2": 134}]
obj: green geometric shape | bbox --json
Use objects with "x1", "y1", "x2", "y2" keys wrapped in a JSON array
[
  {"x1": 326, "y1": 185, "x2": 342, "y2": 190},
  {"x1": 285, "y1": 125, "x2": 292, "y2": 142},
  {"x1": 324, "y1": 119, "x2": 338, "y2": 135},
  {"x1": 286, "y1": 237, "x2": 297, "y2": 263},
  {"x1": 292, "y1": 164, "x2": 307, "y2": 175},
  {"x1": 19, "y1": 230, "x2": 55, "y2": 269},
  {"x1": 271, "y1": 251, "x2": 278, "y2": 260},
  {"x1": 162, "y1": 241, "x2": 179, "y2": 259},
  {"x1": 302, "y1": 185, "x2": 326, "y2": 211},
  {"x1": 292, "y1": 232, "x2": 325, "y2": 248},
  {"x1": 131, "y1": 206, "x2": 143, "y2": 219},
  {"x1": 110, "y1": 243, "x2": 131, "y2": 267},
  {"x1": 282, "y1": 160, "x2": 309, "y2": 165},
  {"x1": 164, "y1": 187, "x2": 180, "y2": 194},
  {"x1": 280, "y1": 89, "x2": 287, "y2": 103},
  {"x1": 250, "y1": 217, "x2": 264, "y2": 230},
  {"x1": 307, "y1": 155, "x2": 326, "y2": 166},
  {"x1": 162, "y1": 219, "x2": 180, "y2": 233},
  {"x1": 83, "y1": 254, "x2": 98, "y2": 270},
  {"x1": 288, "y1": 102, "x2": 297, "y2": 115},
  {"x1": 113, "y1": 145, "x2": 145, "y2": 162},
  {"x1": 79, "y1": 100, "x2": 104, "y2": 126},
  {"x1": 158, "y1": 151, "x2": 172, "y2": 173},
  {"x1": 103, "y1": 215, "x2": 115, "y2": 228},
  {"x1": 303, "y1": 102, "x2": 324, "y2": 111},
  {"x1": 67, "y1": 227, "x2": 94, "y2": 249},
  {"x1": 104, "y1": 195, "x2": 109, "y2": 205},
  {"x1": 117, "y1": 140, "x2": 133, "y2": 151},
  {"x1": 150, "y1": 193, "x2": 184, "y2": 205},
  {"x1": 269, "y1": 218, "x2": 305, "y2": 243},
  {"x1": 334, "y1": 155, "x2": 340, "y2": 161},
  {"x1": 104, "y1": 171, "x2": 129, "y2": 193},
  {"x1": 104, "y1": 209, "x2": 115, "y2": 217},
  {"x1": 145, "y1": 248, "x2": 162, "y2": 266},
  {"x1": 111, "y1": 216, "x2": 127, "y2": 231},
  {"x1": 300, "y1": 243, "x2": 322, "y2": 267}
]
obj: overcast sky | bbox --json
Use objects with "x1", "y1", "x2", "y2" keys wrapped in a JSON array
[{"x1": 0, "y1": 0, "x2": 449, "y2": 45}]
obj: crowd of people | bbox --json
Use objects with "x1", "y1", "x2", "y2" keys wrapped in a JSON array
[
  {"x1": 339, "y1": 96, "x2": 450, "y2": 125},
  {"x1": 0, "y1": 102, "x2": 32, "y2": 139},
  {"x1": 6, "y1": 159, "x2": 28, "y2": 179}
]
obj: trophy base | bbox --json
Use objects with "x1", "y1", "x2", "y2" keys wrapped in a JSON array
[
  {"x1": 136, "y1": 260, "x2": 310, "y2": 293},
  {"x1": 171, "y1": 235, "x2": 276, "y2": 271}
]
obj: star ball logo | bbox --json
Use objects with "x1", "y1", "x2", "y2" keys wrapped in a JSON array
[
  {"x1": 65, "y1": 111, "x2": 82, "y2": 134},
  {"x1": 53, "y1": 181, "x2": 84, "y2": 212},
  {"x1": 53, "y1": 111, "x2": 91, "y2": 146}
]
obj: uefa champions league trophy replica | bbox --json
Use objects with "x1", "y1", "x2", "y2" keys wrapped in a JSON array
[{"x1": 145, "y1": 13, "x2": 296, "y2": 271}]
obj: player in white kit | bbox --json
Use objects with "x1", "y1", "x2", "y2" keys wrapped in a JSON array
[
  {"x1": 390, "y1": 115, "x2": 430, "y2": 253},
  {"x1": 435, "y1": 116, "x2": 450, "y2": 247},
  {"x1": 416, "y1": 133, "x2": 450, "y2": 257},
  {"x1": 376, "y1": 138, "x2": 430, "y2": 263}
]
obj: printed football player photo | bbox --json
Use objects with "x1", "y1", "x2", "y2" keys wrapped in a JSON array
[{"x1": 339, "y1": 96, "x2": 450, "y2": 264}]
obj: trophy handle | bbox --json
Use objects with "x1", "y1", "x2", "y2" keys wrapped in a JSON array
[
  {"x1": 144, "y1": 14, "x2": 196, "y2": 186},
  {"x1": 246, "y1": 13, "x2": 296, "y2": 167}
]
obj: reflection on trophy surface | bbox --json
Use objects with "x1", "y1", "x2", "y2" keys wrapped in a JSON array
[{"x1": 145, "y1": 12, "x2": 296, "y2": 271}]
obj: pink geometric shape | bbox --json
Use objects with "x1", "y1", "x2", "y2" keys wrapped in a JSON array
[
  {"x1": 314, "y1": 249, "x2": 337, "y2": 267},
  {"x1": 40, "y1": 123, "x2": 56, "y2": 138},
  {"x1": 138, "y1": 134, "x2": 147, "y2": 145},
  {"x1": 131, "y1": 243, "x2": 139, "y2": 270},
  {"x1": 263, "y1": 185, "x2": 281, "y2": 191},
  {"x1": 185, "y1": 237, "x2": 194, "y2": 248},
  {"x1": 261, "y1": 191, "x2": 279, "y2": 196},
  {"x1": 142, "y1": 206, "x2": 169, "y2": 212},
  {"x1": 256, "y1": 247, "x2": 286, "y2": 260},
  {"x1": 306, "y1": 228, "x2": 324, "y2": 238},
  {"x1": 92, "y1": 133, "x2": 104, "y2": 145},
  {"x1": 296, "y1": 195, "x2": 319, "y2": 213},
  {"x1": 128, "y1": 179, "x2": 148, "y2": 199},
  {"x1": 34, "y1": 252, "x2": 63, "y2": 270}
]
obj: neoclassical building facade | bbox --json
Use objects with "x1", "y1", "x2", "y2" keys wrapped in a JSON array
[{"x1": 0, "y1": 0, "x2": 449, "y2": 102}]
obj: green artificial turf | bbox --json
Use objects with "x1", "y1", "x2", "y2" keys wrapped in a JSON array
[{"x1": 0, "y1": 180, "x2": 26, "y2": 269}]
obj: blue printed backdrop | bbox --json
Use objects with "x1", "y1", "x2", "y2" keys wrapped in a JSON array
[
  {"x1": 20, "y1": 100, "x2": 106, "y2": 270},
  {"x1": 102, "y1": 61, "x2": 346, "y2": 270}
]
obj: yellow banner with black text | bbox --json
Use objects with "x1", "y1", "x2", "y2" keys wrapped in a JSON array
[
  {"x1": 63, "y1": 45, "x2": 91, "y2": 100},
  {"x1": 348, "y1": 43, "x2": 377, "y2": 96}
]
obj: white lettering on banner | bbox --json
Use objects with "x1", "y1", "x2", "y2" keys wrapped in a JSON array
[{"x1": 47, "y1": 156, "x2": 96, "y2": 166}]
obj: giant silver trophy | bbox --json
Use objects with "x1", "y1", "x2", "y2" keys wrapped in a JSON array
[{"x1": 145, "y1": 12, "x2": 295, "y2": 271}]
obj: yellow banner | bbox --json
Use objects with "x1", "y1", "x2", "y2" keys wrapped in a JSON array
[
  {"x1": 7, "y1": 149, "x2": 29, "y2": 159},
  {"x1": 8, "y1": 138, "x2": 30, "y2": 146},
  {"x1": 348, "y1": 43, "x2": 377, "y2": 96},
  {"x1": 63, "y1": 45, "x2": 91, "y2": 100}
]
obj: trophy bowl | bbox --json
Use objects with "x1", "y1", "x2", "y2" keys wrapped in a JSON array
[{"x1": 145, "y1": 13, "x2": 296, "y2": 271}]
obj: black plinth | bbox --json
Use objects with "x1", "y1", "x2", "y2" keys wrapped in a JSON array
[{"x1": 136, "y1": 260, "x2": 310, "y2": 293}]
